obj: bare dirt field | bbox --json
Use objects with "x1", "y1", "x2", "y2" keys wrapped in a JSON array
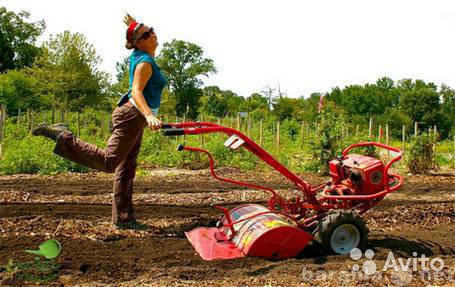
[{"x1": 1, "y1": 168, "x2": 454, "y2": 286}]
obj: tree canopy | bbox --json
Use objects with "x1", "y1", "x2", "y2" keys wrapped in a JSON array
[{"x1": 0, "y1": 7, "x2": 45, "y2": 72}]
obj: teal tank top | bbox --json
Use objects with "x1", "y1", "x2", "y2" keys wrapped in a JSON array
[{"x1": 119, "y1": 49, "x2": 167, "y2": 109}]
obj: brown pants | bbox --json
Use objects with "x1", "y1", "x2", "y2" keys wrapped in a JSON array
[{"x1": 53, "y1": 102, "x2": 147, "y2": 223}]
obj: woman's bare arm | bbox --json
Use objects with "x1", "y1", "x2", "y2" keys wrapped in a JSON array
[{"x1": 131, "y1": 62, "x2": 161, "y2": 130}]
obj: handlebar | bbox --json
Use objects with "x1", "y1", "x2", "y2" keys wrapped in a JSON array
[
  {"x1": 342, "y1": 141, "x2": 403, "y2": 192},
  {"x1": 342, "y1": 142, "x2": 402, "y2": 157},
  {"x1": 162, "y1": 128, "x2": 185, "y2": 136}
]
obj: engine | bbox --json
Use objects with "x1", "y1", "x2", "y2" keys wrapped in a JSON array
[{"x1": 328, "y1": 154, "x2": 385, "y2": 195}]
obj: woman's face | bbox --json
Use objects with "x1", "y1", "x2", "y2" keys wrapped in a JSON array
[{"x1": 135, "y1": 25, "x2": 158, "y2": 51}]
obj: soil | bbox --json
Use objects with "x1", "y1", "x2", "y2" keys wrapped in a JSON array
[{"x1": 0, "y1": 168, "x2": 454, "y2": 286}]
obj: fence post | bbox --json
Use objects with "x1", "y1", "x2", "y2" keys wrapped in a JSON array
[
  {"x1": 276, "y1": 121, "x2": 280, "y2": 147},
  {"x1": 217, "y1": 117, "x2": 221, "y2": 139},
  {"x1": 368, "y1": 117, "x2": 373, "y2": 139},
  {"x1": 106, "y1": 112, "x2": 111, "y2": 135},
  {"x1": 30, "y1": 109, "x2": 34, "y2": 133},
  {"x1": 77, "y1": 111, "x2": 81, "y2": 137},
  {"x1": 259, "y1": 118, "x2": 263, "y2": 147},
  {"x1": 355, "y1": 124, "x2": 359, "y2": 137},
  {"x1": 341, "y1": 123, "x2": 344, "y2": 140},
  {"x1": 414, "y1": 122, "x2": 418, "y2": 137},
  {"x1": 247, "y1": 113, "x2": 252, "y2": 138},
  {"x1": 300, "y1": 121, "x2": 305, "y2": 148},
  {"x1": 402, "y1": 125, "x2": 405, "y2": 154},
  {"x1": 0, "y1": 105, "x2": 5, "y2": 158},
  {"x1": 83, "y1": 114, "x2": 87, "y2": 137},
  {"x1": 236, "y1": 114, "x2": 240, "y2": 131},
  {"x1": 183, "y1": 115, "x2": 187, "y2": 141},
  {"x1": 200, "y1": 114, "x2": 205, "y2": 146},
  {"x1": 385, "y1": 123, "x2": 389, "y2": 161}
]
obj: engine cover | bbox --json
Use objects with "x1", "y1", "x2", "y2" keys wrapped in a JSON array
[{"x1": 329, "y1": 154, "x2": 385, "y2": 195}]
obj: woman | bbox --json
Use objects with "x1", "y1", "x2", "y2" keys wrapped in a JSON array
[{"x1": 33, "y1": 14, "x2": 167, "y2": 228}]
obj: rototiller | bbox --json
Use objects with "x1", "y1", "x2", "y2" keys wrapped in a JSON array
[{"x1": 161, "y1": 122, "x2": 403, "y2": 260}]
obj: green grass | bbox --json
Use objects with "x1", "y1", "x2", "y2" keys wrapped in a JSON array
[{"x1": 0, "y1": 112, "x2": 453, "y2": 175}]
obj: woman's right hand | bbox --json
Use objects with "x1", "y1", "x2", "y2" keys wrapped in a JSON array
[{"x1": 145, "y1": 113, "x2": 161, "y2": 131}]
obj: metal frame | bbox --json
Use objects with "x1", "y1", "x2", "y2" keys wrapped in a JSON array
[{"x1": 162, "y1": 122, "x2": 403, "y2": 229}]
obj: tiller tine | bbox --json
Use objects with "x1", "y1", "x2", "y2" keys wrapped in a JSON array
[{"x1": 185, "y1": 204, "x2": 313, "y2": 261}]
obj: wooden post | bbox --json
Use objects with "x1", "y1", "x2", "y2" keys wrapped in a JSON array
[
  {"x1": 385, "y1": 124, "x2": 389, "y2": 161},
  {"x1": 77, "y1": 112, "x2": 81, "y2": 137},
  {"x1": 83, "y1": 115, "x2": 87, "y2": 137},
  {"x1": 402, "y1": 125, "x2": 406, "y2": 153},
  {"x1": 30, "y1": 109, "x2": 34, "y2": 133},
  {"x1": 306, "y1": 123, "x2": 310, "y2": 140},
  {"x1": 414, "y1": 121, "x2": 418, "y2": 137},
  {"x1": 183, "y1": 115, "x2": 187, "y2": 141},
  {"x1": 356, "y1": 124, "x2": 359, "y2": 137},
  {"x1": 18, "y1": 108, "x2": 21, "y2": 123},
  {"x1": 106, "y1": 112, "x2": 111, "y2": 135},
  {"x1": 27, "y1": 108, "x2": 31, "y2": 132},
  {"x1": 368, "y1": 117, "x2": 373, "y2": 139},
  {"x1": 341, "y1": 123, "x2": 344, "y2": 139},
  {"x1": 259, "y1": 118, "x2": 263, "y2": 147},
  {"x1": 300, "y1": 121, "x2": 305, "y2": 148},
  {"x1": 247, "y1": 113, "x2": 252, "y2": 138},
  {"x1": 200, "y1": 114, "x2": 205, "y2": 146},
  {"x1": 0, "y1": 105, "x2": 5, "y2": 158},
  {"x1": 217, "y1": 118, "x2": 221, "y2": 138},
  {"x1": 276, "y1": 121, "x2": 280, "y2": 147},
  {"x1": 236, "y1": 114, "x2": 240, "y2": 131},
  {"x1": 378, "y1": 125, "x2": 382, "y2": 143}
]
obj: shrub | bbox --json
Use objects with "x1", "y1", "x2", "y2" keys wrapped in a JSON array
[
  {"x1": 406, "y1": 133, "x2": 437, "y2": 174},
  {"x1": 307, "y1": 102, "x2": 345, "y2": 175}
]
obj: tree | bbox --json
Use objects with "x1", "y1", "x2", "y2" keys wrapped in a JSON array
[
  {"x1": 201, "y1": 86, "x2": 228, "y2": 117},
  {"x1": 0, "y1": 69, "x2": 47, "y2": 112},
  {"x1": 243, "y1": 93, "x2": 269, "y2": 113},
  {"x1": 157, "y1": 40, "x2": 216, "y2": 118},
  {"x1": 261, "y1": 86, "x2": 276, "y2": 110},
  {"x1": 272, "y1": 96, "x2": 300, "y2": 121},
  {"x1": 33, "y1": 31, "x2": 110, "y2": 111},
  {"x1": 440, "y1": 84, "x2": 455, "y2": 137},
  {"x1": 223, "y1": 90, "x2": 245, "y2": 116},
  {"x1": 0, "y1": 7, "x2": 45, "y2": 72},
  {"x1": 111, "y1": 57, "x2": 130, "y2": 96}
]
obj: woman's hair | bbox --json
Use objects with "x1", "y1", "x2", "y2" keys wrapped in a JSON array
[
  {"x1": 123, "y1": 13, "x2": 143, "y2": 50},
  {"x1": 125, "y1": 40, "x2": 135, "y2": 50}
]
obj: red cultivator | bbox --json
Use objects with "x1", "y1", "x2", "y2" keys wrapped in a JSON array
[{"x1": 162, "y1": 122, "x2": 403, "y2": 260}]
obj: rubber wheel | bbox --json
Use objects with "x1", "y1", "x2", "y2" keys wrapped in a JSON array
[{"x1": 312, "y1": 210, "x2": 369, "y2": 255}]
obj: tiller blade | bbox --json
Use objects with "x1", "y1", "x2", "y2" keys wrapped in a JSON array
[{"x1": 185, "y1": 204, "x2": 313, "y2": 260}]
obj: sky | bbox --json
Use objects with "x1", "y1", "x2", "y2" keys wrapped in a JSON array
[{"x1": 3, "y1": 0, "x2": 454, "y2": 98}]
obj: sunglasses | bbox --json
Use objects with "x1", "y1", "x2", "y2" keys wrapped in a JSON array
[{"x1": 137, "y1": 27, "x2": 155, "y2": 41}]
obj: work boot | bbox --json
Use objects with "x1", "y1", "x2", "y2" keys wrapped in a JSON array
[{"x1": 32, "y1": 123, "x2": 70, "y2": 142}]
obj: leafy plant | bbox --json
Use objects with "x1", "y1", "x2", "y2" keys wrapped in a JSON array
[{"x1": 407, "y1": 133, "x2": 437, "y2": 174}]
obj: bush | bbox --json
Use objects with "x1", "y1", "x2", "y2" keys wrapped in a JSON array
[
  {"x1": 307, "y1": 102, "x2": 345, "y2": 175},
  {"x1": 407, "y1": 133, "x2": 437, "y2": 174}
]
